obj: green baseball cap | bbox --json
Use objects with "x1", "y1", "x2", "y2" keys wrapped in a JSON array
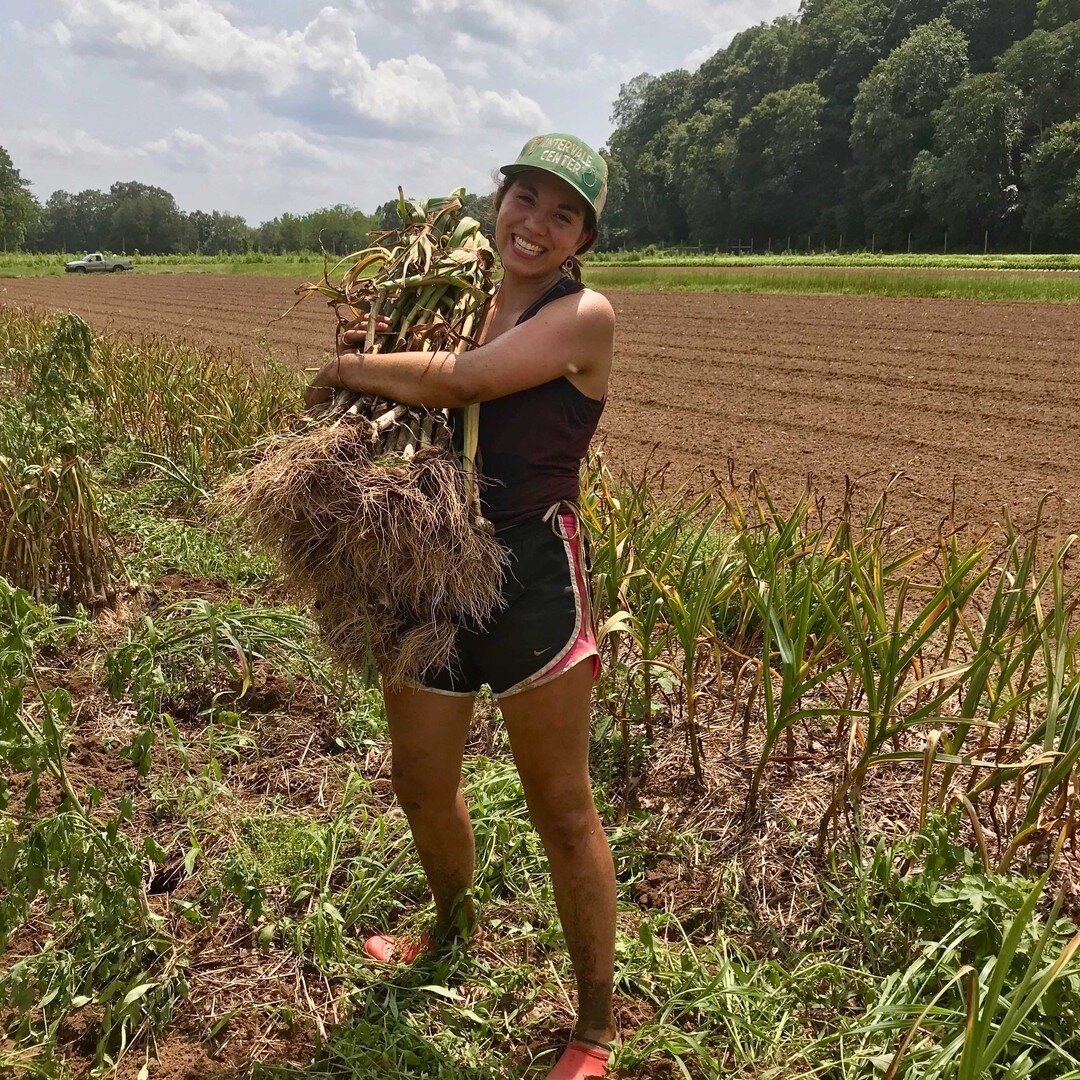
[{"x1": 501, "y1": 133, "x2": 608, "y2": 222}]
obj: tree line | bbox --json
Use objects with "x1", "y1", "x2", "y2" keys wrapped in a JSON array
[
  {"x1": 0, "y1": 154, "x2": 494, "y2": 256},
  {"x1": 601, "y1": 0, "x2": 1080, "y2": 251},
  {"x1": 4, "y1": 0, "x2": 1078, "y2": 258}
]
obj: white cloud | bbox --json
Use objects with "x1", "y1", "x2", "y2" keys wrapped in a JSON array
[
  {"x1": 183, "y1": 88, "x2": 228, "y2": 111},
  {"x1": 364, "y1": 0, "x2": 617, "y2": 86},
  {"x1": 645, "y1": 0, "x2": 791, "y2": 25},
  {"x1": 644, "y1": 0, "x2": 713, "y2": 20},
  {"x1": 655, "y1": 0, "x2": 801, "y2": 68},
  {"x1": 445, "y1": 40, "x2": 490, "y2": 81},
  {"x1": 9, "y1": 118, "x2": 497, "y2": 219},
  {"x1": 54, "y1": 0, "x2": 546, "y2": 132},
  {"x1": 389, "y1": 0, "x2": 592, "y2": 49},
  {"x1": 10, "y1": 123, "x2": 338, "y2": 174},
  {"x1": 141, "y1": 127, "x2": 217, "y2": 171},
  {"x1": 13, "y1": 127, "x2": 119, "y2": 162}
]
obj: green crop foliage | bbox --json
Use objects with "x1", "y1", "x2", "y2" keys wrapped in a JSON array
[
  {"x1": 4, "y1": 250, "x2": 1080, "y2": 279},
  {"x1": 0, "y1": 580, "x2": 186, "y2": 1072},
  {"x1": 2, "y1": 308, "x2": 1080, "y2": 1077}
]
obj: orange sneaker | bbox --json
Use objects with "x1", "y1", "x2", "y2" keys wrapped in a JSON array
[
  {"x1": 545, "y1": 1040, "x2": 611, "y2": 1079},
  {"x1": 362, "y1": 930, "x2": 435, "y2": 965}
]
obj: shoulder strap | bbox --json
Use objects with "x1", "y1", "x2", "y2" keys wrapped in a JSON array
[{"x1": 515, "y1": 276, "x2": 586, "y2": 326}]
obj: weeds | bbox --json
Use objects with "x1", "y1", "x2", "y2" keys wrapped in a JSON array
[
  {"x1": 106, "y1": 598, "x2": 325, "y2": 717},
  {"x1": 2, "y1": 307, "x2": 1080, "y2": 1077}
]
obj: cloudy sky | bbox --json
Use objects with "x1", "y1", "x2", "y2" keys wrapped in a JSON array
[{"x1": 2, "y1": 0, "x2": 799, "y2": 224}]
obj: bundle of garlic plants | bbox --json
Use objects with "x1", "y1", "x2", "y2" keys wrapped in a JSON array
[{"x1": 225, "y1": 190, "x2": 506, "y2": 685}]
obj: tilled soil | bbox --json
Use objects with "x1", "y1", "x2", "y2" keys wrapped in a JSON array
[{"x1": 3, "y1": 272, "x2": 1078, "y2": 537}]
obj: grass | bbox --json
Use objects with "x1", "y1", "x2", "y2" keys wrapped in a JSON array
[
  {"x1": 2, "y1": 309, "x2": 1080, "y2": 1077},
  {"x1": 6, "y1": 250, "x2": 1080, "y2": 277},
  {"x1": 0, "y1": 252, "x2": 337, "y2": 279},
  {"x1": 588, "y1": 249, "x2": 1080, "y2": 270},
  {"x1": 5, "y1": 250, "x2": 1080, "y2": 303},
  {"x1": 583, "y1": 265, "x2": 1080, "y2": 302},
  {"x1": 108, "y1": 497, "x2": 277, "y2": 587}
]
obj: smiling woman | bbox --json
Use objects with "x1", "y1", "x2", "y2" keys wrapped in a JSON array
[
  {"x1": 306, "y1": 133, "x2": 618, "y2": 1080},
  {"x1": 494, "y1": 132, "x2": 606, "y2": 282}
]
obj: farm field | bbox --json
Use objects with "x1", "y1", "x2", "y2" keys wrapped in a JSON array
[
  {"x1": 6, "y1": 252, "x2": 1080, "y2": 278},
  {"x1": 2, "y1": 272, "x2": 1078, "y2": 539},
  {"x1": 3, "y1": 291, "x2": 1080, "y2": 1078},
  {"x1": 589, "y1": 251, "x2": 1080, "y2": 272},
  {"x1": 5, "y1": 256, "x2": 1080, "y2": 303}
]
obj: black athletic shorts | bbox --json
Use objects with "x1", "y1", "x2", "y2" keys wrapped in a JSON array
[{"x1": 407, "y1": 505, "x2": 600, "y2": 699}]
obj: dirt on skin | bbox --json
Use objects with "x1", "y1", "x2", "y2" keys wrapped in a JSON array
[{"x1": 2, "y1": 272, "x2": 1079, "y2": 538}]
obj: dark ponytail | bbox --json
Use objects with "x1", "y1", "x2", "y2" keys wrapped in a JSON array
[{"x1": 560, "y1": 255, "x2": 584, "y2": 283}]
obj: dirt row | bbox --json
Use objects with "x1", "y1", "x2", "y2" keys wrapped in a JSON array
[{"x1": 3, "y1": 272, "x2": 1078, "y2": 538}]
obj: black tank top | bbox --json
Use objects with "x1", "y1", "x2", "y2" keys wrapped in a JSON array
[{"x1": 465, "y1": 277, "x2": 606, "y2": 530}]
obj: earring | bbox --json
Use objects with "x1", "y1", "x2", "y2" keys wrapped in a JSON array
[{"x1": 562, "y1": 257, "x2": 576, "y2": 274}]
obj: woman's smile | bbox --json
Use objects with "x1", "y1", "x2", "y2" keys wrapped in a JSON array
[{"x1": 511, "y1": 233, "x2": 546, "y2": 258}]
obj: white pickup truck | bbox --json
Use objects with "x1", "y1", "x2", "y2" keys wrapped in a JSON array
[{"x1": 64, "y1": 252, "x2": 134, "y2": 273}]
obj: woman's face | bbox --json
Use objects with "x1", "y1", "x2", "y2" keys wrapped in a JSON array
[{"x1": 495, "y1": 169, "x2": 594, "y2": 278}]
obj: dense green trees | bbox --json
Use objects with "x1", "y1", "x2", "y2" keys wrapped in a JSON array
[
  {"x1": 35, "y1": 189, "x2": 107, "y2": 253},
  {"x1": 730, "y1": 84, "x2": 827, "y2": 239},
  {"x1": 255, "y1": 205, "x2": 379, "y2": 255},
  {"x1": 1037, "y1": 0, "x2": 1080, "y2": 31},
  {"x1": 104, "y1": 182, "x2": 186, "y2": 254},
  {"x1": 0, "y1": 147, "x2": 39, "y2": 250},
  {"x1": 850, "y1": 18, "x2": 969, "y2": 244},
  {"x1": 1024, "y1": 120, "x2": 1080, "y2": 245},
  {"x1": 0, "y1": 142, "x2": 427, "y2": 256},
  {"x1": 603, "y1": 71, "x2": 694, "y2": 247},
  {"x1": 184, "y1": 210, "x2": 251, "y2": 254},
  {"x1": 603, "y1": 3, "x2": 1080, "y2": 251},
  {"x1": 911, "y1": 73, "x2": 1025, "y2": 240}
]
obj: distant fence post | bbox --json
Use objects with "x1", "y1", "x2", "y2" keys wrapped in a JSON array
[
  {"x1": 907, "y1": 232, "x2": 912, "y2": 254},
  {"x1": 984, "y1": 229, "x2": 989, "y2": 255},
  {"x1": 871, "y1": 233, "x2": 875, "y2": 254},
  {"x1": 944, "y1": 230, "x2": 948, "y2": 255}
]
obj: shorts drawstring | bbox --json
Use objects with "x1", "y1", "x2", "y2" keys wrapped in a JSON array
[
  {"x1": 543, "y1": 501, "x2": 591, "y2": 574},
  {"x1": 543, "y1": 500, "x2": 579, "y2": 540}
]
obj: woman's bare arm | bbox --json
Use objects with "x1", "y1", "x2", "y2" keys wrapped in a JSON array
[{"x1": 305, "y1": 291, "x2": 614, "y2": 409}]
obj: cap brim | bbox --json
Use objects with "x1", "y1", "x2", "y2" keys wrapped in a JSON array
[{"x1": 498, "y1": 163, "x2": 598, "y2": 222}]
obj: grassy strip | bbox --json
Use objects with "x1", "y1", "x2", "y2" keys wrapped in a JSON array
[
  {"x1": 0, "y1": 252, "x2": 331, "y2": 279},
  {"x1": 5, "y1": 253, "x2": 1079, "y2": 301},
  {"x1": 584, "y1": 264, "x2": 1080, "y2": 302},
  {"x1": 587, "y1": 250, "x2": 1080, "y2": 270},
  {"x1": 5, "y1": 250, "x2": 1080, "y2": 279}
]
